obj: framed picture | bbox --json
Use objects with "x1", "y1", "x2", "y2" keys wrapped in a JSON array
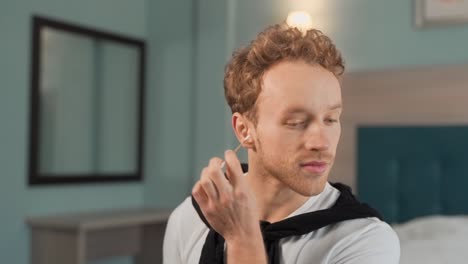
[{"x1": 414, "y1": 0, "x2": 468, "y2": 28}]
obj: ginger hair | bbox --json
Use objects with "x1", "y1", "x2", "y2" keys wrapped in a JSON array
[{"x1": 224, "y1": 24, "x2": 345, "y2": 124}]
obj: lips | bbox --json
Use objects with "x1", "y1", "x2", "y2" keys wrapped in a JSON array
[{"x1": 300, "y1": 161, "x2": 328, "y2": 174}]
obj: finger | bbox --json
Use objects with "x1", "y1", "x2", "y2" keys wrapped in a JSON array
[
  {"x1": 200, "y1": 167, "x2": 220, "y2": 201},
  {"x1": 206, "y1": 157, "x2": 233, "y2": 197},
  {"x1": 208, "y1": 157, "x2": 224, "y2": 168},
  {"x1": 208, "y1": 163, "x2": 233, "y2": 198},
  {"x1": 224, "y1": 150, "x2": 244, "y2": 187},
  {"x1": 192, "y1": 181, "x2": 208, "y2": 205},
  {"x1": 207, "y1": 156, "x2": 227, "y2": 180}
]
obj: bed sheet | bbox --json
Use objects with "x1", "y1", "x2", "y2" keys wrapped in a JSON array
[{"x1": 392, "y1": 215, "x2": 468, "y2": 264}]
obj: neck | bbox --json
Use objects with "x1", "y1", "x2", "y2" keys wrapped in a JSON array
[{"x1": 246, "y1": 161, "x2": 310, "y2": 223}]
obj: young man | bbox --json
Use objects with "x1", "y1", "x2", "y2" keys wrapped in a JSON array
[{"x1": 163, "y1": 24, "x2": 400, "y2": 264}]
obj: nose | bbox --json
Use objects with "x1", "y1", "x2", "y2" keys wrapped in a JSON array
[{"x1": 304, "y1": 123, "x2": 329, "y2": 152}]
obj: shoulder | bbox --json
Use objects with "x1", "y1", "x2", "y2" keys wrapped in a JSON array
[
  {"x1": 166, "y1": 196, "x2": 207, "y2": 237},
  {"x1": 164, "y1": 196, "x2": 210, "y2": 263},
  {"x1": 327, "y1": 183, "x2": 400, "y2": 263},
  {"x1": 329, "y1": 217, "x2": 400, "y2": 264},
  {"x1": 167, "y1": 196, "x2": 196, "y2": 223},
  {"x1": 334, "y1": 217, "x2": 400, "y2": 246}
]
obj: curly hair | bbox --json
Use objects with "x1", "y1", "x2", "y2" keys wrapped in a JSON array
[{"x1": 224, "y1": 23, "x2": 345, "y2": 124}]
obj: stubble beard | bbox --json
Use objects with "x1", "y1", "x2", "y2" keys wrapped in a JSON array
[{"x1": 254, "y1": 137, "x2": 332, "y2": 196}]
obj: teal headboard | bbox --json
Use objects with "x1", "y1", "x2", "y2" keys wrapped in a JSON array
[{"x1": 358, "y1": 126, "x2": 468, "y2": 223}]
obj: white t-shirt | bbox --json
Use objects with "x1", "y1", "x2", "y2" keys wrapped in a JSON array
[{"x1": 163, "y1": 182, "x2": 400, "y2": 264}]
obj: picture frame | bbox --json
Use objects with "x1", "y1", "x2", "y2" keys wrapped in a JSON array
[{"x1": 414, "y1": 0, "x2": 468, "y2": 28}]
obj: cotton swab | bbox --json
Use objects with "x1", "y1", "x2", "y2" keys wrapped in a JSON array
[{"x1": 220, "y1": 135, "x2": 251, "y2": 169}]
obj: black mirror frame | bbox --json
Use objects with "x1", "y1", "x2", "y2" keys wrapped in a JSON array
[{"x1": 28, "y1": 15, "x2": 146, "y2": 185}]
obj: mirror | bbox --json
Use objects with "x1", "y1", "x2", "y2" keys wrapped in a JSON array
[{"x1": 28, "y1": 16, "x2": 146, "y2": 185}]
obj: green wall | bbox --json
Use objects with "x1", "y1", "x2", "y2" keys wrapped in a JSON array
[
  {"x1": 0, "y1": 0, "x2": 146, "y2": 264},
  {"x1": 232, "y1": 0, "x2": 468, "y2": 72},
  {"x1": 143, "y1": 0, "x2": 196, "y2": 208}
]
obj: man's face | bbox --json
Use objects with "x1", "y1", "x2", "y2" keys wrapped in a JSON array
[{"x1": 251, "y1": 60, "x2": 342, "y2": 196}]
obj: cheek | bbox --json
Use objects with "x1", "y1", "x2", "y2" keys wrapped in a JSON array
[
  {"x1": 261, "y1": 125, "x2": 299, "y2": 149},
  {"x1": 257, "y1": 125, "x2": 296, "y2": 154},
  {"x1": 328, "y1": 126, "x2": 341, "y2": 150}
]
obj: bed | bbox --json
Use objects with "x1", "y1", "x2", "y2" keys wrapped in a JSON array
[
  {"x1": 357, "y1": 126, "x2": 468, "y2": 264},
  {"x1": 392, "y1": 215, "x2": 468, "y2": 264}
]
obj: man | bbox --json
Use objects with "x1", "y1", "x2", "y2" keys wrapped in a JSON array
[{"x1": 163, "y1": 24, "x2": 400, "y2": 264}]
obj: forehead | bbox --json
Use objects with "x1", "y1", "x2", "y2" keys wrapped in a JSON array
[{"x1": 257, "y1": 61, "x2": 342, "y2": 115}]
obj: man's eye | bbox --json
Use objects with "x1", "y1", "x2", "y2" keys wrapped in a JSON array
[
  {"x1": 325, "y1": 118, "x2": 338, "y2": 124},
  {"x1": 286, "y1": 120, "x2": 306, "y2": 128}
]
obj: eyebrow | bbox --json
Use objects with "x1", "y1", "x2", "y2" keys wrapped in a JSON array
[
  {"x1": 284, "y1": 103, "x2": 342, "y2": 114},
  {"x1": 328, "y1": 103, "x2": 343, "y2": 110}
]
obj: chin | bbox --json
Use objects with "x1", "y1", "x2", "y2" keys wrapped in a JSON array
[{"x1": 291, "y1": 179, "x2": 328, "y2": 197}]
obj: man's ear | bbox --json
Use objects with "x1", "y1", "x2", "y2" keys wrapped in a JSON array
[{"x1": 232, "y1": 113, "x2": 254, "y2": 148}]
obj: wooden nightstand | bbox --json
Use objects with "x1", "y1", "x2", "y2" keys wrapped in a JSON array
[{"x1": 27, "y1": 208, "x2": 171, "y2": 264}]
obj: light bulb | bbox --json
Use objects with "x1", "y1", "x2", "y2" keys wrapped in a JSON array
[{"x1": 286, "y1": 11, "x2": 313, "y2": 33}]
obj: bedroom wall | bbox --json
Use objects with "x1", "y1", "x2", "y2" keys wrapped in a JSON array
[
  {"x1": 0, "y1": 1, "x2": 146, "y2": 264},
  {"x1": 232, "y1": 0, "x2": 468, "y2": 72},
  {"x1": 143, "y1": 0, "x2": 233, "y2": 208},
  {"x1": 143, "y1": 0, "x2": 197, "y2": 208}
]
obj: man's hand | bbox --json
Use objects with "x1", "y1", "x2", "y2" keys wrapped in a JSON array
[{"x1": 192, "y1": 150, "x2": 267, "y2": 263}]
